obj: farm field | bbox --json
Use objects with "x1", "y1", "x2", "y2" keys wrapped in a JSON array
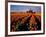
[{"x1": 10, "y1": 12, "x2": 41, "y2": 32}]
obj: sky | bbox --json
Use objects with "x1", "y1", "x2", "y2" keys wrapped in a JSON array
[{"x1": 10, "y1": 5, "x2": 41, "y2": 12}]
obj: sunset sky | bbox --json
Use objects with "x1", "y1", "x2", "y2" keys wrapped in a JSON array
[{"x1": 10, "y1": 5, "x2": 41, "y2": 12}]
